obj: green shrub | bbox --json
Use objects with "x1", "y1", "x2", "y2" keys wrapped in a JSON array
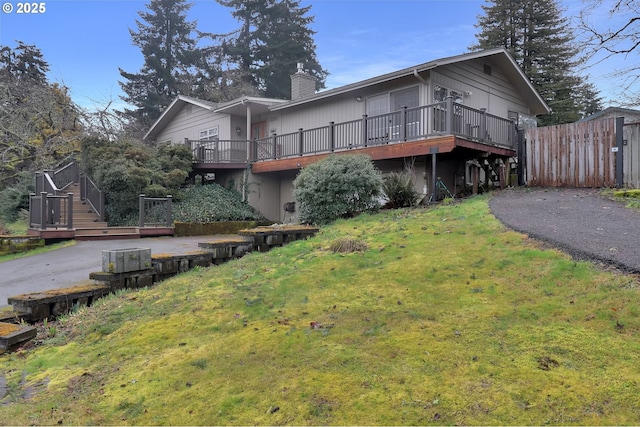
[
  {"x1": 173, "y1": 184, "x2": 264, "y2": 223},
  {"x1": 81, "y1": 138, "x2": 193, "y2": 225},
  {"x1": 293, "y1": 154, "x2": 383, "y2": 225},
  {"x1": 0, "y1": 171, "x2": 35, "y2": 223},
  {"x1": 382, "y1": 171, "x2": 419, "y2": 208}
]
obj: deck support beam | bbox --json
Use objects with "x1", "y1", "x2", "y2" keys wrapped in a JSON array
[{"x1": 430, "y1": 150, "x2": 437, "y2": 202}]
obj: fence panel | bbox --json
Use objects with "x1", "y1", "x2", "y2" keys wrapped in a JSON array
[
  {"x1": 623, "y1": 123, "x2": 640, "y2": 188},
  {"x1": 525, "y1": 118, "x2": 616, "y2": 187}
]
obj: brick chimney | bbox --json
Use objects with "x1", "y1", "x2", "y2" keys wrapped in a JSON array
[{"x1": 290, "y1": 63, "x2": 316, "y2": 100}]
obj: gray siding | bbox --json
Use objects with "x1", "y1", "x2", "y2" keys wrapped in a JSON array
[
  {"x1": 432, "y1": 60, "x2": 530, "y2": 118},
  {"x1": 277, "y1": 75, "x2": 432, "y2": 135},
  {"x1": 155, "y1": 104, "x2": 230, "y2": 144}
]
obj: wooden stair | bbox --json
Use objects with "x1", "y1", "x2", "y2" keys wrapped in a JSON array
[{"x1": 67, "y1": 183, "x2": 141, "y2": 240}]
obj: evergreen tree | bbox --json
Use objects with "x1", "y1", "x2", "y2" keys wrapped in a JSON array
[
  {"x1": 217, "y1": 0, "x2": 327, "y2": 99},
  {"x1": 472, "y1": 0, "x2": 602, "y2": 125},
  {"x1": 0, "y1": 42, "x2": 82, "y2": 188},
  {"x1": 118, "y1": 0, "x2": 202, "y2": 132}
]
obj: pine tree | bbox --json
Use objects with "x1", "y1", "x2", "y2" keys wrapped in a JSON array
[
  {"x1": 472, "y1": 0, "x2": 602, "y2": 125},
  {"x1": 217, "y1": 0, "x2": 327, "y2": 99},
  {"x1": 118, "y1": 0, "x2": 202, "y2": 131}
]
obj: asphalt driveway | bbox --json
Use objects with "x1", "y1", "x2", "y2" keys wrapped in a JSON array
[
  {"x1": 0, "y1": 236, "x2": 231, "y2": 306},
  {"x1": 490, "y1": 187, "x2": 640, "y2": 273}
]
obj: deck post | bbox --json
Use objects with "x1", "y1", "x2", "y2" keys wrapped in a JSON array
[
  {"x1": 362, "y1": 115, "x2": 368, "y2": 147},
  {"x1": 184, "y1": 137, "x2": 189, "y2": 147},
  {"x1": 166, "y1": 195, "x2": 173, "y2": 227},
  {"x1": 99, "y1": 190, "x2": 105, "y2": 222},
  {"x1": 329, "y1": 122, "x2": 335, "y2": 152},
  {"x1": 479, "y1": 108, "x2": 487, "y2": 142},
  {"x1": 298, "y1": 128, "x2": 304, "y2": 156},
  {"x1": 67, "y1": 193, "x2": 74, "y2": 230},
  {"x1": 40, "y1": 192, "x2": 47, "y2": 229},
  {"x1": 400, "y1": 106, "x2": 407, "y2": 141},
  {"x1": 139, "y1": 194, "x2": 146, "y2": 228},
  {"x1": 79, "y1": 173, "x2": 85, "y2": 201},
  {"x1": 431, "y1": 151, "x2": 437, "y2": 201},
  {"x1": 272, "y1": 134, "x2": 278, "y2": 159},
  {"x1": 445, "y1": 96, "x2": 453, "y2": 134}
]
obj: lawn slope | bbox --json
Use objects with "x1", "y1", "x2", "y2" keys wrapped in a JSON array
[{"x1": 1, "y1": 195, "x2": 639, "y2": 425}]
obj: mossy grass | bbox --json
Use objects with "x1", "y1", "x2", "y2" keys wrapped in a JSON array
[
  {"x1": 609, "y1": 188, "x2": 640, "y2": 209},
  {"x1": 3, "y1": 219, "x2": 28, "y2": 235},
  {"x1": 2, "y1": 195, "x2": 640, "y2": 424},
  {"x1": 0, "y1": 240, "x2": 76, "y2": 264}
]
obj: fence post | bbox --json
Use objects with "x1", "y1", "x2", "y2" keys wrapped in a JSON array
[
  {"x1": 445, "y1": 96, "x2": 453, "y2": 134},
  {"x1": 272, "y1": 134, "x2": 278, "y2": 159},
  {"x1": 362, "y1": 115, "x2": 368, "y2": 147},
  {"x1": 139, "y1": 194, "x2": 146, "y2": 228},
  {"x1": 67, "y1": 193, "x2": 74, "y2": 230},
  {"x1": 329, "y1": 122, "x2": 335, "y2": 152},
  {"x1": 298, "y1": 128, "x2": 304, "y2": 156},
  {"x1": 616, "y1": 116, "x2": 624, "y2": 187},
  {"x1": 166, "y1": 195, "x2": 173, "y2": 227},
  {"x1": 480, "y1": 108, "x2": 487, "y2": 142},
  {"x1": 40, "y1": 192, "x2": 47, "y2": 229}
]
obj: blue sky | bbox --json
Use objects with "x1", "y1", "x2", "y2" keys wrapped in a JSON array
[{"x1": 0, "y1": 0, "x2": 632, "y2": 112}]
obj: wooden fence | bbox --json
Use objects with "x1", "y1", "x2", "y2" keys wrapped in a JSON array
[
  {"x1": 525, "y1": 118, "x2": 617, "y2": 187},
  {"x1": 623, "y1": 122, "x2": 640, "y2": 188}
]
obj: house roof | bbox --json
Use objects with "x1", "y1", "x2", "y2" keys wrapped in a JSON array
[
  {"x1": 578, "y1": 106, "x2": 640, "y2": 123},
  {"x1": 144, "y1": 95, "x2": 286, "y2": 141},
  {"x1": 270, "y1": 48, "x2": 550, "y2": 116},
  {"x1": 145, "y1": 48, "x2": 550, "y2": 141}
]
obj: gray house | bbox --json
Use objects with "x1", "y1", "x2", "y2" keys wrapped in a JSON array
[{"x1": 145, "y1": 48, "x2": 550, "y2": 222}]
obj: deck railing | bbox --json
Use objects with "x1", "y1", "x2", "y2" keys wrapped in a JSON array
[
  {"x1": 189, "y1": 139, "x2": 249, "y2": 163},
  {"x1": 187, "y1": 100, "x2": 518, "y2": 165},
  {"x1": 139, "y1": 195, "x2": 173, "y2": 228},
  {"x1": 29, "y1": 192, "x2": 74, "y2": 230}
]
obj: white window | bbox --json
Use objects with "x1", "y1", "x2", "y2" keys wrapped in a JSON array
[
  {"x1": 199, "y1": 127, "x2": 219, "y2": 140},
  {"x1": 433, "y1": 85, "x2": 463, "y2": 104}
]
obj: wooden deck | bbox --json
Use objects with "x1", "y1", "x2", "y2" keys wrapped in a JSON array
[{"x1": 236, "y1": 135, "x2": 515, "y2": 174}]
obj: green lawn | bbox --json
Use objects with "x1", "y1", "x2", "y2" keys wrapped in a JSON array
[{"x1": 1, "y1": 195, "x2": 639, "y2": 425}]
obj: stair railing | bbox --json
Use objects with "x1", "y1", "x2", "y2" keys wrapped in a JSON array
[
  {"x1": 51, "y1": 161, "x2": 78, "y2": 191},
  {"x1": 80, "y1": 173, "x2": 105, "y2": 222},
  {"x1": 139, "y1": 194, "x2": 173, "y2": 228},
  {"x1": 31, "y1": 160, "x2": 79, "y2": 230}
]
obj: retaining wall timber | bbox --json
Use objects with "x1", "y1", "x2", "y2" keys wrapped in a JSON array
[
  {"x1": 4, "y1": 226, "x2": 319, "y2": 348},
  {"x1": 0, "y1": 236, "x2": 44, "y2": 255}
]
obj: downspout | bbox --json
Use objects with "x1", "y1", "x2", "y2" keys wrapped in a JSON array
[
  {"x1": 413, "y1": 69, "x2": 427, "y2": 84},
  {"x1": 244, "y1": 100, "x2": 252, "y2": 203}
]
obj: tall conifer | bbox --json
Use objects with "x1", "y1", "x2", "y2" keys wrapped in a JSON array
[
  {"x1": 119, "y1": 0, "x2": 201, "y2": 131},
  {"x1": 217, "y1": 0, "x2": 327, "y2": 99},
  {"x1": 472, "y1": 0, "x2": 602, "y2": 124}
]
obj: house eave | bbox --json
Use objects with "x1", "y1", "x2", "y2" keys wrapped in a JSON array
[
  {"x1": 269, "y1": 48, "x2": 550, "y2": 116},
  {"x1": 144, "y1": 95, "x2": 217, "y2": 141}
]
